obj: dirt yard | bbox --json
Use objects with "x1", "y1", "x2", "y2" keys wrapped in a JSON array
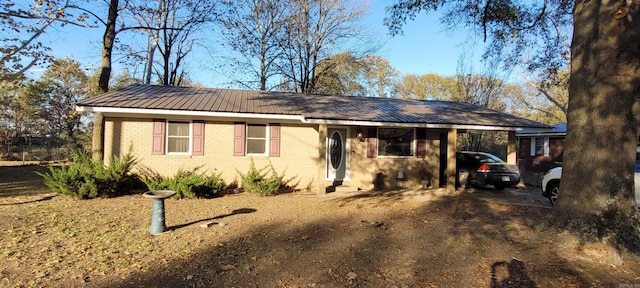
[{"x1": 1, "y1": 165, "x2": 640, "y2": 287}]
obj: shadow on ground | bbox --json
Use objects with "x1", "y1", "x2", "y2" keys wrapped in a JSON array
[
  {"x1": 0, "y1": 165, "x2": 51, "y2": 197},
  {"x1": 0, "y1": 194, "x2": 55, "y2": 206},
  {"x1": 95, "y1": 193, "x2": 598, "y2": 288},
  {"x1": 168, "y1": 208, "x2": 257, "y2": 231}
]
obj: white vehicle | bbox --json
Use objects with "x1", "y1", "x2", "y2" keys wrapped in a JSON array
[{"x1": 541, "y1": 166, "x2": 640, "y2": 206}]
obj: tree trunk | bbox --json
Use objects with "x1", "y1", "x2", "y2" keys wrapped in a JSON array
[
  {"x1": 144, "y1": 34, "x2": 158, "y2": 85},
  {"x1": 92, "y1": 0, "x2": 119, "y2": 161},
  {"x1": 553, "y1": 0, "x2": 640, "y2": 250}
]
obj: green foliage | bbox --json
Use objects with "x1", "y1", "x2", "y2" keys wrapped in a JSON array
[
  {"x1": 1, "y1": 1, "x2": 86, "y2": 81},
  {"x1": 395, "y1": 73, "x2": 458, "y2": 100},
  {"x1": 138, "y1": 166, "x2": 225, "y2": 199},
  {"x1": 237, "y1": 159, "x2": 286, "y2": 196},
  {"x1": 23, "y1": 58, "x2": 90, "y2": 147},
  {"x1": 38, "y1": 149, "x2": 138, "y2": 199},
  {"x1": 314, "y1": 52, "x2": 399, "y2": 97}
]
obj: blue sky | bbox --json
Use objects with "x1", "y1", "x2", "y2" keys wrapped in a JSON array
[{"x1": 35, "y1": 1, "x2": 486, "y2": 87}]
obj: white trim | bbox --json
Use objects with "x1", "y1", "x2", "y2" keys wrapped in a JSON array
[
  {"x1": 166, "y1": 121, "x2": 192, "y2": 155},
  {"x1": 328, "y1": 130, "x2": 345, "y2": 170},
  {"x1": 325, "y1": 127, "x2": 350, "y2": 181},
  {"x1": 530, "y1": 137, "x2": 550, "y2": 157},
  {"x1": 377, "y1": 127, "x2": 416, "y2": 157},
  {"x1": 530, "y1": 137, "x2": 536, "y2": 156},
  {"x1": 75, "y1": 105, "x2": 548, "y2": 131},
  {"x1": 517, "y1": 132, "x2": 565, "y2": 137},
  {"x1": 75, "y1": 106, "x2": 306, "y2": 122},
  {"x1": 544, "y1": 138, "x2": 550, "y2": 157},
  {"x1": 245, "y1": 123, "x2": 269, "y2": 156},
  {"x1": 306, "y1": 119, "x2": 536, "y2": 131}
]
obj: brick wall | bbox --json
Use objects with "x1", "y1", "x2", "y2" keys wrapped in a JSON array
[
  {"x1": 104, "y1": 117, "x2": 320, "y2": 191},
  {"x1": 104, "y1": 117, "x2": 447, "y2": 193},
  {"x1": 347, "y1": 127, "x2": 443, "y2": 190}
]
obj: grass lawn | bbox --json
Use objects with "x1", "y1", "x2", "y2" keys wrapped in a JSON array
[
  {"x1": 1, "y1": 165, "x2": 640, "y2": 287},
  {"x1": 0, "y1": 164, "x2": 51, "y2": 197}
]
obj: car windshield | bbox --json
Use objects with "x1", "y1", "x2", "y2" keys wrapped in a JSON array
[{"x1": 475, "y1": 153, "x2": 504, "y2": 163}]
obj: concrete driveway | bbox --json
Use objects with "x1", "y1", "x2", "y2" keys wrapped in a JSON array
[{"x1": 325, "y1": 185, "x2": 553, "y2": 209}]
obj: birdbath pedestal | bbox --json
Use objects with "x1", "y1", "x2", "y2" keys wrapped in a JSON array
[{"x1": 143, "y1": 190, "x2": 176, "y2": 235}]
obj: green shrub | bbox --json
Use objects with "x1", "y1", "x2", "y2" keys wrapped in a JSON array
[
  {"x1": 38, "y1": 149, "x2": 138, "y2": 199},
  {"x1": 237, "y1": 159, "x2": 286, "y2": 196},
  {"x1": 138, "y1": 166, "x2": 225, "y2": 199}
]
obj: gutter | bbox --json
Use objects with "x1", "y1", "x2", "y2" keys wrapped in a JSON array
[{"x1": 76, "y1": 105, "x2": 551, "y2": 131}]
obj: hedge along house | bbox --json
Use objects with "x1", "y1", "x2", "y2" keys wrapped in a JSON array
[{"x1": 76, "y1": 85, "x2": 550, "y2": 194}]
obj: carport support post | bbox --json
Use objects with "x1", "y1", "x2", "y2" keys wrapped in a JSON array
[
  {"x1": 317, "y1": 124, "x2": 328, "y2": 194},
  {"x1": 446, "y1": 128, "x2": 457, "y2": 193},
  {"x1": 507, "y1": 131, "x2": 517, "y2": 165}
]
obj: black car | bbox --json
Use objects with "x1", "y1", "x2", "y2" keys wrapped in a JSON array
[{"x1": 456, "y1": 151, "x2": 521, "y2": 190}]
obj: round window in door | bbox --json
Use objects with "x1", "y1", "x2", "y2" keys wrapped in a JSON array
[{"x1": 329, "y1": 131, "x2": 343, "y2": 170}]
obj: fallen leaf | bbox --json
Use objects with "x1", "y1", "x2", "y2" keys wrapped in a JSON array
[{"x1": 222, "y1": 264, "x2": 235, "y2": 270}]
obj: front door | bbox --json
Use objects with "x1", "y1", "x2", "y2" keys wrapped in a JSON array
[{"x1": 327, "y1": 128, "x2": 347, "y2": 181}]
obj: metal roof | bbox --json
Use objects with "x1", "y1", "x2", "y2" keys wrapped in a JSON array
[
  {"x1": 76, "y1": 85, "x2": 551, "y2": 130},
  {"x1": 516, "y1": 122, "x2": 566, "y2": 136}
]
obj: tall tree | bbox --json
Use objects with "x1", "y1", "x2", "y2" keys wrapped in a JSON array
[
  {"x1": 507, "y1": 70, "x2": 569, "y2": 123},
  {"x1": 455, "y1": 55, "x2": 508, "y2": 153},
  {"x1": 130, "y1": 0, "x2": 217, "y2": 86},
  {"x1": 314, "y1": 52, "x2": 399, "y2": 97},
  {"x1": 455, "y1": 56, "x2": 506, "y2": 108},
  {"x1": 359, "y1": 55, "x2": 399, "y2": 98},
  {"x1": 217, "y1": 0, "x2": 288, "y2": 90},
  {"x1": 0, "y1": 81, "x2": 29, "y2": 153},
  {"x1": 385, "y1": 1, "x2": 640, "y2": 250},
  {"x1": 278, "y1": 0, "x2": 372, "y2": 93},
  {"x1": 530, "y1": 70, "x2": 569, "y2": 122},
  {"x1": 501, "y1": 84, "x2": 564, "y2": 124},
  {"x1": 23, "y1": 58, "x2": 90, "y2": 147},
  {"x1": 93, "y1": 0, "x2": 120, "y2": 160},
  {"x1": 394, "y1": 73, "x2": 458, "y2": 100},
  {"x1": 313, "y1": 52, "x2": 364, "y2": 95},
  {"x1": 0, "y1": 0, "x2": 90, "y2": 81},
  {"x1": 77, "y1": 0, "x2": 157, "y2": 159}
]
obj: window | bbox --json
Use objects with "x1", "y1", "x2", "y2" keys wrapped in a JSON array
[
  {"x1": 531, "y1": 137, "x2": 549, "y2": 156},
  {"x1": 152, "y1": 119, "x2": 204, "y2": 156},
  {"x1": 234, "y1": 123, "x2": 280, "y2": 157},
  {"x1": 246, "y1": 124, "x2": 267, "y2": 155},
  {"x1": 167, "y1": 121, "x2": 190, "y2": 153},
  {"x1": 377, "y1": 128, "x2": 414, "y2": 157}
]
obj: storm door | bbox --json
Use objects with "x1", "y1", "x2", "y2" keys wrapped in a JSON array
[{"x1": 326, "y1": 128, "x2": 347, "y2": 181}]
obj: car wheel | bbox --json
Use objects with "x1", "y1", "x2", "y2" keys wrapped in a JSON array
[{"x1": 547, "y1": 182, "x2": 559, "y2": 205}]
